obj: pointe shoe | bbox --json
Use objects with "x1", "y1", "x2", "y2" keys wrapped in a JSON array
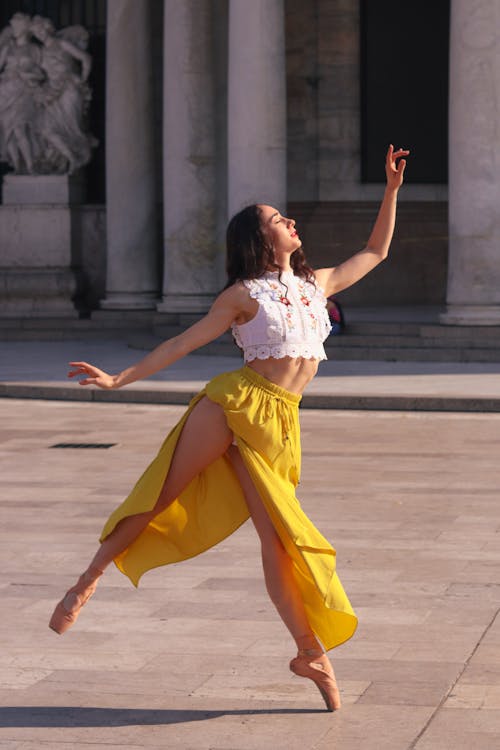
[
  {"x1": 290, "y1": 648, "x2": 341, "y2": 711},
  {"x1": 49, "y1": 566, "x2": 103, "y2": 634}
]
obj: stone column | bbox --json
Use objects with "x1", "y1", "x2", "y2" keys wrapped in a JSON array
[
  {"x1": 100, "y1": 0, "x2": 158, "y2": 310},
  {"x1": 157, "y1": 0, "x2": 218, "y2": 313},
  {"x1": 442, "y1": 0, "x2": 500, "y2": 324},
  {"x1": 227, "y1": 0, "x2": 287, "y2": 218}
]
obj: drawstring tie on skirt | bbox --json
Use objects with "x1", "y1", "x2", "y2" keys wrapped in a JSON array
[{"x1": 265, "y1": 397, "x2": 296, "y2": 465}]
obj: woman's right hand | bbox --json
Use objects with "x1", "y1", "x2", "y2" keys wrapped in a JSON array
[{"x1": 68, "y1": 361, "x2": 117, "y2": 389}]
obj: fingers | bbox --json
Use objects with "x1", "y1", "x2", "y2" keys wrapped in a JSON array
[
  {"x1": 67, "y1": 361, "x2": 113, "y2": 389},
  {"x1": 387, "y1": 144, "x2": 410, "y2": 162},
  {"x1": 68, "y1": 367, "x2": 88, "y2": 378},
  {"x1": 67, "y1": 361, "x2": 100, "y2": 379},
  {"x1": 386, "y1": 145, "x2": 410, "y2": 186}
]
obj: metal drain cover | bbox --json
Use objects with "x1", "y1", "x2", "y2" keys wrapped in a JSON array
[{"x1": 50, "y1": 443, "x2": 116, "y2": 449}]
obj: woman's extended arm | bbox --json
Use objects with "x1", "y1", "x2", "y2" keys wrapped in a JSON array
[
  {"x1": 69, "y1": 285, "x2": 247, "y2": 389},
  {"x1": 315, "y1": 145, "x2": 409, "y2": 297}
]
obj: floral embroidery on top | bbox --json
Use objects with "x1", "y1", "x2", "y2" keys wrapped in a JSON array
[
  {"x1": 231, "y1": 270, "x2": 332, "y2": 362},
  {"x1": 285, "y1": 309, "x2": 295, "y2": 330}
]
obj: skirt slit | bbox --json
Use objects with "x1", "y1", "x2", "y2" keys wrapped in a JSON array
[{"x1": 99, "y1": 365, "x2": 357, "y2": 651}]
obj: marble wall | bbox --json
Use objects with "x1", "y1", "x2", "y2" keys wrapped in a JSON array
[
  {"x1": 286, "y1": 0, "x2": 362, "y2": 201},
  {"x1": 285, "y1": 0, "x2": 320, "y2": 200},
  {"x1": 289, "y1": 200, "x2": 448, "y2": 306},
  {"x1": 0, "y1": 0, "x2": 451, "y2": 317}
]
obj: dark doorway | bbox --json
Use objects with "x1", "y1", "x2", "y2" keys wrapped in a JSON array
[{"x1": 360, "y1": 0, "x2": 450, "y2": 184}]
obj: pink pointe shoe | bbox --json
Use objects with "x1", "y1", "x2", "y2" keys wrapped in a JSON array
[
  {"x1": 49, "y1": 566, "x2": 103, "y2": 634},
  {"x1": 290, "y1": 648, "x2": 341, "y2": 711}
]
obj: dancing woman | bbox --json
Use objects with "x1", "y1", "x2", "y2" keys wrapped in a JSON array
[{"x1": 49, "y1": 145, "x2": 408, "y2": 711}]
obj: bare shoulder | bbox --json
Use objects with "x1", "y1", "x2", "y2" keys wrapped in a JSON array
[
  {"x1": 214, "y1": 280, "x2": 253, "y2": 309},
  {"x1": 213, "y1": 280, "x2": 258, "y2": 325}
]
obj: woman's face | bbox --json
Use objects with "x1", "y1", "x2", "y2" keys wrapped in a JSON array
[
  {"x1": 258, "y1": 204, "x2": 301, "y2": 256},
  {"x1": 31, "y1": 20, "x2": 53, "y2": 42},
  {"x1": 10, "y1": 15, "x2": 30, "y2": 38}
]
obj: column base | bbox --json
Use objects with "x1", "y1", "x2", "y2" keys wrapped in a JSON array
[
  {"x1": 157, "y1": 293, "x2": 215, "y2": 313},
  {"x1": 440, "y1": 305, "x2": 500, "y2": 326},
  {"x1": 100, "y1": 293, "x2": 158, "y2": 310}
]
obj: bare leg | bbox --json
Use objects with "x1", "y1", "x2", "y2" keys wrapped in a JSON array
[
  {"x1": 226, "y1": 445, "x2": 318, "y2": 651},
  {"x1": 49, "y1": 397, "x2": 233, "y2": 633},
  {"x1": 226, "y1": 445, "x2": 341, "y2": 710},
  {"x1": 90, "y1": 397, "x2": 233, "y2": 570}
]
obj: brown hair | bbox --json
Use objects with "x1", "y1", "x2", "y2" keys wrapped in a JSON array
[{"x1": 224, "y1": 204, "x2": 315, "y2": 290}]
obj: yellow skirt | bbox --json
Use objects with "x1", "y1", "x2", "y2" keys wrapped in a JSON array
[{"x1": 100, "y1": 366, "x2": 357, "y2": 651}]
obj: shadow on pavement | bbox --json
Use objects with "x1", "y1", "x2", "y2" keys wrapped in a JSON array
[{"x1": 0, "y1": 705, "x2": 326, "y2": 726}]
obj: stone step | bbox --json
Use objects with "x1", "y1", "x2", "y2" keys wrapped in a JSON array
[
  {"x1": 0, "y1": 314, "x2": 153, "y2": 341},
  {"x1": 0, "y1": 313, "x2": 153, "y2": 329},
  {"x1": 0, "y1": 328, "x2": 149, "y2": 342},
  {"x1": 419, "y1": 324, "x2": 500, "y2": 341},
  {"x1": 2, "y1": 313, "x2": 500, "y2": 362},
  {"x1": 182, "y1": 333, "x2": 500, "y2": 353},
  {"x1": 159, "y1": 339, "x2": 500, "y2": 363},
  {"x1": 325, "y1": 346, "x2": 500, "y2": 363},
  {"x1": 3, "y1": 323, "x2": 499, "y2": 350},
  {"x1": 329, "y1": 333, "x2": 500, "y2": 349},
  {"x1": 345, "y1": 321, "x2": 500, "y2": 339}
]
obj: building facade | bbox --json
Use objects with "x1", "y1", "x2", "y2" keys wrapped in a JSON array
[{"x1": 0, "y1": 0, "x2": 499, "y2": 323}]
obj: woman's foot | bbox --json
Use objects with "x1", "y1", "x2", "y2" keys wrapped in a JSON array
[
  {"x1": 48, "y1": 566, "x2": 103, "y2": 635},
  {"x1": 290, "y1": 647, "x2": 341, "y2": 711}
]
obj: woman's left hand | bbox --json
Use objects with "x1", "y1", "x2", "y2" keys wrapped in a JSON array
[
  {"x1": 68, "y1": 361, "x2": 117, "y2": 389},
  {"x1": 385, "y1": 144, "x2": 409, "y2": 191}
]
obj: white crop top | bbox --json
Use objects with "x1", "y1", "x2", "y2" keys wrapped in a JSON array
[{"x1": 231, "y1": 270, "x2": 332, "y2": 362}]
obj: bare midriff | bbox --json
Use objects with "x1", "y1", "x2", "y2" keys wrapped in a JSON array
[{"x1": 247, "y1": 356, "x2": 319, "y2": 395}]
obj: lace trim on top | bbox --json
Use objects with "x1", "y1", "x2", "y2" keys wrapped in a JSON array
[
  {"x1": 231, "y1": 271, "x2": 332, "y2": 362},
  {"x1": 242, "y1": 341, "x2": 328, "y2": 363}
]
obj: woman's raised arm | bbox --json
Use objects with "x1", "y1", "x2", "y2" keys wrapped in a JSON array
[
  {"x1": 68, "y1": 285, "x2": 247, "y2": 389},
  {"x1": 315, "y1": 145, "x2": 409, "y2": 297}
]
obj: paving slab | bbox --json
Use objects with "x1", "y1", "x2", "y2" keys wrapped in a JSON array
[{"x1": 0, "y1": 399, "x2": 499, "y2": 748}]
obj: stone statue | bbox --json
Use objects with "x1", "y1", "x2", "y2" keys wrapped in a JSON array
[
  {"x1": 0, "y1": 13, "x2": 97, "y2": 175},
  {"x1": 0, "y1": 13, "x2": 44, "y2": 173},
  {"x1": 30, "y1": 15, "x2": 98, "y2": 175}
]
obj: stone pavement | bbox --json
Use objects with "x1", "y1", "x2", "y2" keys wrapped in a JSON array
[
  {"x1": 1, "y1": 397, "x2": 499, "y2": 749},
  {"x1": 2, "y1": 340, "x2": 500, "y2": 411}
]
